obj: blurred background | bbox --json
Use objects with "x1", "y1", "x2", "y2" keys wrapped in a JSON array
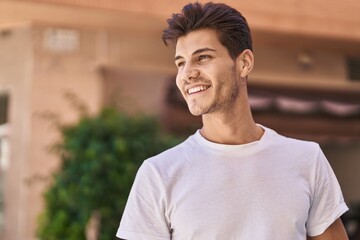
[{"x1": 0, "y1": 0, "x2": 359, "y2": 239}]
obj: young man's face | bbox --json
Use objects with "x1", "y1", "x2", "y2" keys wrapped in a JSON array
[{"x1": 174, "y1": 29, "x2": 242, "y2": 116}]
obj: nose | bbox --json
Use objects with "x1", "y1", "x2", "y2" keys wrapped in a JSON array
[{"x1": 182, "y1": 64, "x2": 200, "y2": 82}]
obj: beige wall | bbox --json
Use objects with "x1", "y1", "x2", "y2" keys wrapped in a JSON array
[
  {"x1": 0, "y1": 23, "x2": 103, "y2": 240},
  {"x1": 3, "y1": 0, "x2": 360, "y2": 42},
  {"x1": 252, "y1": 46, "x2": 347, "y2": 83},
  {"x1": 103, "y1": 70, "x2": 172, "y2": 116},
  {"x1": 0, "y1": 23, "x2": 34, "y2": 240},
  {"x1": 102, "y1": 30, "x2": 175, "y2": 115}
]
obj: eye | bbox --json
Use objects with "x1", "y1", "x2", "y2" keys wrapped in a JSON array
[
  {"x1": 198, "y1": 55, "x2": 212, "y2": 62},
  {"x1": 175, "y1": 61, "x2": 185, "y2": 68}
]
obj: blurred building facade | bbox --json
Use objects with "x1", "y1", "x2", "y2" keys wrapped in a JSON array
[{"x1": 0, "y1": 0, "x2": 359, "y2": 239}]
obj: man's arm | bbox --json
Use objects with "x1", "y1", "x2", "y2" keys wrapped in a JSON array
[{"x1": 307, "y1": 218, "x2": 348, "y2": 240}]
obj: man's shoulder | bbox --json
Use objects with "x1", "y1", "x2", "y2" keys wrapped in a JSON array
[
  {"x1": 145, "y1": 134, "x2": 194, "y2": 166},
  {"x1": 264, "y1": 126, "x2": 321, "y2": 152},
  {"x1": 262, "y1": 127, "x2": 324, "y2": 168},
  {"x1": 136, "y1": 135, "x2": 197, "y2": 180}
]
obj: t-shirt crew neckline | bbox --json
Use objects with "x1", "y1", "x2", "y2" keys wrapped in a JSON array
[{"x1": 191, "y1": 125, "x2": 271, "y2": 156}]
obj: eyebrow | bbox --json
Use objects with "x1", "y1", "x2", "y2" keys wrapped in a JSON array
[{"x1": 174, "y1": 48, "x2": 216, "y2": 61}]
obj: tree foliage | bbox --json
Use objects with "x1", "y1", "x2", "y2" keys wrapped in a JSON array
[{"x1": 37, "y1": 108, "x2": 180, "y2": 239}]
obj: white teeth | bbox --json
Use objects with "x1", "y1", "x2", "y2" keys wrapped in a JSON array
[{"x1": 188, "y1": 86, "x2": 209, "y2": 94}]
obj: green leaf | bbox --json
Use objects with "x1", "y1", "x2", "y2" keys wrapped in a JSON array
[{"x1": 37, "y1": 107, "x2": 181, "y2": 239}]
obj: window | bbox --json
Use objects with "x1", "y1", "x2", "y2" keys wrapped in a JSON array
[
  {"x1": 347, "y1": 57, "x2": 360, "y2": 82},
  {"x1": 0, "y1": 94, "x2": 8, "y2": 125},
  {"x1": 0, "y1": 93, "x2": 9, "y2": 231}
]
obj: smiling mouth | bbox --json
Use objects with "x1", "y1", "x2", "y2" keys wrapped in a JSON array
[{"x1": 187, "y1": 85, "x2": 210, "y2": 95}]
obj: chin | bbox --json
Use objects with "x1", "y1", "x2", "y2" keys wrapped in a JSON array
[
  {"x1": 188, "y1": 106, "x2": 211, "y2": 116},
  {"x1": 189, "y1": 109, "x2": 202, "y2": 116},
  {"x1": 188, "y1": 106, "x2": 204, "y2": 116}
]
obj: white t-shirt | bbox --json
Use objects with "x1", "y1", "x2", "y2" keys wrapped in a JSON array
[{"x1": 117, "y1": 126, "x2": 348, "y2": 240}]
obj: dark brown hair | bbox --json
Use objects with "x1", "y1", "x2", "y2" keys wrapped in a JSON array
[{"x1": 162, "y1": 2, "x2": 253, "y2": 59}]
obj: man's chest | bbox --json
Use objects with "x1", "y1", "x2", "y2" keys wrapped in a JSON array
[{"x1": 166, "y1": 165, "x2": 311, "y2": 239}]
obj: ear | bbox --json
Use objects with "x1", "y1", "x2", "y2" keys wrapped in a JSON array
[{"x1": 236, "y1": 49, "x2": 254, "y2": 78}]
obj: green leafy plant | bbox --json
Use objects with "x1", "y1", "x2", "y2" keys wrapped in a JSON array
[{"x1": 37, "y1": 107, "x2": 180, "y2": 239}]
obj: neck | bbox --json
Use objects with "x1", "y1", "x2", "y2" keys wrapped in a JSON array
[{"x1": 200, "y1": 94, "x2": 263, "y2": 145}]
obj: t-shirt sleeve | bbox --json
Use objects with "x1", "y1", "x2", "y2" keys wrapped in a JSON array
[
  {"x1": 116, "y1": 161, "x2": 171, "y2": 240},
  {"x1": 306, "y1": 146, "x2": 348, "y2": 237}
]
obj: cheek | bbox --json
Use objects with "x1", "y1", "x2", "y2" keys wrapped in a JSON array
[
  {"x1": 175, "y1": 75, "x2": 182, "y2": 90},
  {"x1": 175, "y1": 78, "x2": 186, "y2": 98}
]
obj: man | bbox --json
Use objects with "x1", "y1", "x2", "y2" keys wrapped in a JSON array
[{"x1": 117, "y1": 2, "x2": 349, "y2": 239}]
